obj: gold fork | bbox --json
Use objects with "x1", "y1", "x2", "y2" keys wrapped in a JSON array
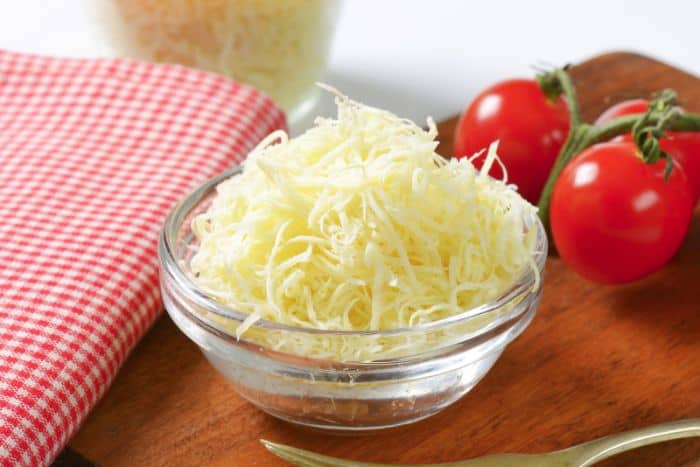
[{"x1": 262, "y1": 418, "x2": 700, "y2": 467}]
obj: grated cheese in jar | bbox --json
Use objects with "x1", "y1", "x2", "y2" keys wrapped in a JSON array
[{"x1": 98, "y1": 0, "x2": 339, "y2": 114}]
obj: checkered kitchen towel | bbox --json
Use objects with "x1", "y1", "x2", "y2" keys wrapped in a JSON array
[{"x1": 0, "y1": 50, "x2": 285, "y2": 466}]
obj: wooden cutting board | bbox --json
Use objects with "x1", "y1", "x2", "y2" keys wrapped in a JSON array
[{"x1": 67, "y1": 52, "x2": 700, "y2": 467}]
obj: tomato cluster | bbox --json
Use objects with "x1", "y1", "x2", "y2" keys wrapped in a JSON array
[{"x1": 454, "y1": 81, "x2": 699, "y2": 285}]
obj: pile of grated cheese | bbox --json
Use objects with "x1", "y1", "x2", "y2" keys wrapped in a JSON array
[
  {"x1": 100, "y1": 0, "x2": 337, "y2": 112},
  {"x1": 189, "y1": 89, "x2": 539, "y2": 361}
]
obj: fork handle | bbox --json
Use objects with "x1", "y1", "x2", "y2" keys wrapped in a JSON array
[{"x1": 567, "y1": 418, "x2": 700, "y2": 466}]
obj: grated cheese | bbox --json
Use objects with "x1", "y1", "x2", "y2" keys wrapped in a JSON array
[
  {"x1": 99, "y1": 0, "x2": 338, "y2": 112},
  {"x1": 189, "y1": 89, "x2": 539, "y2": 362}
]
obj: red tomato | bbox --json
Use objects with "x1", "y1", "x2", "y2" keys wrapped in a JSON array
[
  {"x1": 595, "y1": 98, "x2": 649, "y2": 129},
  {"x1": 550, "y1": 142, "x2": 694, "y2": 284},
  {"x1": 453, "y1": 79, "x2": 569, "y2": 204},
  {"x1": 666, "y1": 132, "x2": 700, "y2": 201},
  {"x1": 595, "y1": 99, "x2": 700, "y2": 201}
]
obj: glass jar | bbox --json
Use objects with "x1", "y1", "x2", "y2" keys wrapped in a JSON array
[{"x1": 97, "y1": 0, "x2": 341, "y2": 123}]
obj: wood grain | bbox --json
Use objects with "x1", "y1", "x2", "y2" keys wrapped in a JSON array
[{"x1": 69, "y1": 51, "x2": 700, "y2": 466}]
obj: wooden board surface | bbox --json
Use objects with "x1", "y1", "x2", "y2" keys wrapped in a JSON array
[{"x1": 69, "y1": 52, "x2": 700, "y2": 466}]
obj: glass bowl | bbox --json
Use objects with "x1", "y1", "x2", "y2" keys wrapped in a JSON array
[{"x1": 158, "y1": 167, "x2": 548, "y2": 431}]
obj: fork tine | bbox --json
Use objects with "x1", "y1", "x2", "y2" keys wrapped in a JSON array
[{"x1": 261, "y1": 439, "x2": 379, "y2": 466}]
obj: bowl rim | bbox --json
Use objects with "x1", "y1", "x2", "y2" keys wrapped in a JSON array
[{"x1": 159, "y1": 166, "x2": 548, "y2": 338}]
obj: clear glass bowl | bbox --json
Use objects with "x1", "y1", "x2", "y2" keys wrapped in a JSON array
[{"x1": 158, "y1": 167, "x2": 548, "y2": 431}]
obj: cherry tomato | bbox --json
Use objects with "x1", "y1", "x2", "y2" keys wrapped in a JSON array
[
  {"x1": 454, "y1": 79, "x2": 569, "y2": 204},
  {"x1": 665, "y1": 132, "x2": 700, "y2": 201},
  {"x1": 595, "y1": 98, "x2": 649, "y2": 129},
  {"x1": 595, "y1": 99, "x2": 700, "y2": 201},
  {"x1": 550, "y1": 142, "x2": 694, "y2": 284}
]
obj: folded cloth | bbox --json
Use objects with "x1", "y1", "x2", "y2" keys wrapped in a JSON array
[{"x1": 0, "y1": 50, "x2": 285, "y2": 466}]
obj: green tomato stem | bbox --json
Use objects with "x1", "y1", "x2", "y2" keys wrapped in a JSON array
[
  {"x1": 586, "y1": 113, "x2": 700, "y2": 144},
  {"x1": 537, "y1": 124, "x2": 593, "y2": 233},
  {"x1": 556, "y1": 67, "x2": 583, "y2": 128},
  {"x1": 537, "y1": 66, "x2": 583, "y2": 127}
]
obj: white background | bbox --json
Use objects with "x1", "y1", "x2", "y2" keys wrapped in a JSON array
[{"x1": 0, "y1": 0, "x2": 697, "y2": 131}]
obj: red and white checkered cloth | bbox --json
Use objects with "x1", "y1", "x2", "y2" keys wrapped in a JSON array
[{"x1": 0, "y1": 50, "x2": 285, "y2": 466}]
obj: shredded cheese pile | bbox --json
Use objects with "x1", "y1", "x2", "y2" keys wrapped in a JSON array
[
  {"x1": 189, "y1": 90, "x2": 539, "y2": 361},
  {"x1": 100, "y1": 0, "x2": 336, "y2": 112}
]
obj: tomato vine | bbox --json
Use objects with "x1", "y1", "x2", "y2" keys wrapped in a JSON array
[{"x1": 535, "y1": 68, "x2": 700, "y2": 233}]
